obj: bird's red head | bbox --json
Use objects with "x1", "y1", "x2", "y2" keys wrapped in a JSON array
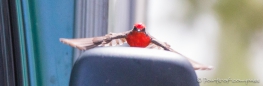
[{"x1": 134, "y1": 23, "x2": 145, "y2": 31}]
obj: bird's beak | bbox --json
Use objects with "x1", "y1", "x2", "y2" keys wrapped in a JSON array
[{"x1": 137, "y1": 29, "x2": 141, "y2": 32}]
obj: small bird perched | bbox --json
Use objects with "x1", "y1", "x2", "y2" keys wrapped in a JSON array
[{"x1": 60, "y1": 23, "x2": 213, "y2": 70}]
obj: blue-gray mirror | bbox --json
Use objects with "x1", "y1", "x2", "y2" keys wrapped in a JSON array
[{"x1": 70, "y1": 47, "x2": 199, "y2": 86}]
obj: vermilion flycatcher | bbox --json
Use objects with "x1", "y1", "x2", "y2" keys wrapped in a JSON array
[{"x1": 60, "y1": 23, "x2": 212, "y2": 70}]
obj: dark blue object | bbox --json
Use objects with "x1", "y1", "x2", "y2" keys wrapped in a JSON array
[{"x1": 70, "y1": 47, "x2": 199, "y2": 86}]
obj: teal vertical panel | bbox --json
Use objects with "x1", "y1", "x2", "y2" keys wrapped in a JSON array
[
  {"x1": 14, "y1": 0, "x2": 29, "y2": 85},
  {"x1": 22, "y1": 0, "x2": 74, "y2": 86},
  {"x1": 21, "y1": 0, "x2": 38, "y2": 86}
]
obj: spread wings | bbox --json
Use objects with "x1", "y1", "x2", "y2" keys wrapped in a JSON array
[
  {"x1": 60, "y1": 37, "x2": 127, "y2": 50},
  {"x1": 59, "y1": 33, "x2": 166, "y2": 51},
  {"x1": 60, "y1": 32, "x2": 212, "y2": 70},
  {"x1": 149, "y1": 36, "x2": 213, "y2": 70},
  {"x1": 60, "y1": 31, "x2": 129, "y2": 50}
]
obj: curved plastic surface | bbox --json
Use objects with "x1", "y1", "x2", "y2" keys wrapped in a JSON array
[{"x1": 70, "y1": 47, "x2": 199, "y2": 86}]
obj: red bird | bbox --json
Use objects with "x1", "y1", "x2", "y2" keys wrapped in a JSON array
[
  {"x1": 126, "y1": 23, "x2": 151, "y2": 47},
  {"x1": 60, "y1": 23, "x2": 212, "y2": 70}
]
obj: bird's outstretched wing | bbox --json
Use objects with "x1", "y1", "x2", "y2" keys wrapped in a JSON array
[
  {"x1": 60, "y1": 31, "x2": 130, "y2": 50},
  {"x1": 149, "y1": 36, "x2": 213, "y2": 70}
]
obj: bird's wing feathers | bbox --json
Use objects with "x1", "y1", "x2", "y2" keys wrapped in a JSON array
[
  {"x1": 60, "y1": 37, "x2": 98, "y2": 50},
  {"x1": 146, "y1": 43, "x2": 164, "y2": 50},
  {"x1": 149, "y1": 36, "x2": 213, "y2": 70},
  {"x1": 60, "y1": 31, "x2": 213, "y2": 70},
  {"x1": 60, "y1": 31, "x2": 129, "y2": 50},
  {"x1": 99, "y1": 38, "x2": 127, "y2": 47},
  {"x1": 147, "y1": 36, "x2": 172, "y2": 51}
]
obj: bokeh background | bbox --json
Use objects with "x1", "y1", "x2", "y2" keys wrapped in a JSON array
[
  {"x1": 145, "y1": 0, "x2": 263, "y2": 86},
  {"x1": 1, "y1": 0, "x2": 262, "y2": 86}
]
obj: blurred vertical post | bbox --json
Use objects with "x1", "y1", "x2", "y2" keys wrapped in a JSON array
[
  {"x1": 74, "y1": 0, "x2": 109, "y2": 62},
  {"x1": 108, "y1": 0, "x2": 135, "y2": 33},
  {"x1": 134, "y1": 0, "x2": 148, "y2": 24},
  {"x1": 108, "y1": 0, "x2": 148, "y2": 33}
]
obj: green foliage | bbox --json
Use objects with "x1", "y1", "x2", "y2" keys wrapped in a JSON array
[{"x1": 207, "y1": 0, "x2": 263, "y2": 86}]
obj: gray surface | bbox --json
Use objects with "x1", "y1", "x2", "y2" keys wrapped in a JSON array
[{"x1": 70, "y1": 47, "x2": 199, "y2": 86}]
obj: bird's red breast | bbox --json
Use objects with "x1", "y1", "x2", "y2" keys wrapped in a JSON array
[{"x1": 126, "y1": 31, "x2": 151, "y2": 47}]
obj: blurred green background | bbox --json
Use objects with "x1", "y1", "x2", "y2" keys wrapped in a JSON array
[{"x1": 146, "y1": 0, "x2": 263, "y2": 86}]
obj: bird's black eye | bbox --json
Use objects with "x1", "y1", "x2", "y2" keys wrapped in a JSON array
[{"x1": 133, "y1": 27, "x2": 137, "y2": 31}]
